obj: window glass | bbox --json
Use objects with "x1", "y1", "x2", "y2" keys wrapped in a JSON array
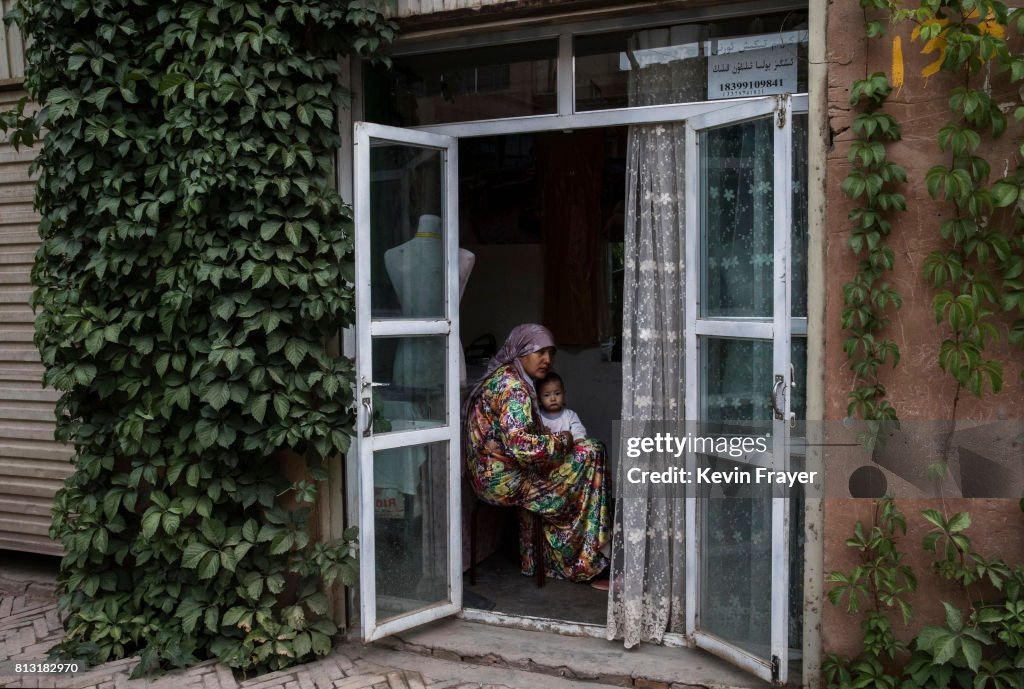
[
  {"x1": 700, "y1": 116, "x2": 775, "y2": 319},
  {"x1": 365, "y1": 40, "x2": 558, "y2": 126},
  {"x1": 792, "y1": 114, "x2": 809, "y2": 318},
  {"x1": 373, "y1": 441, "x2": 450, "y2": 624},
  {"x1": 574, "y1": 12, "x2": 808, "y2": 111}
]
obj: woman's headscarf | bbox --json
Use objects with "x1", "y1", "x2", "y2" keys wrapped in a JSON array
[{"x1": 464, "y1": 323, "x2": 556, "y2": 415}]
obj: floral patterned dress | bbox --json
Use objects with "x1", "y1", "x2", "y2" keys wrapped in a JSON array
[{"x1": 465, "y1": 364, "x2": 610, "y2": 581}]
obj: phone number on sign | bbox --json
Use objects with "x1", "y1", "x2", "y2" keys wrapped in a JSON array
[
  {"x1": 11, "y1": 663, "x2": 80, "y2": 674},
  {"x1": 720, "y1": 79, "x2": 784, "y2": 92}
]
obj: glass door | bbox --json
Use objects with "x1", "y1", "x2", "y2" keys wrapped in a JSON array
[
  {"x1": 683, "y1": 96, "x2": 794, "y2": 685},
  {"x1": 353, "y1": 122, "x2": 461, "y2": 642}
]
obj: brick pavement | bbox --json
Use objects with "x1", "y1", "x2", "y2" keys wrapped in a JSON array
[{"x1": 0, "y1": 593, "x2": 523, "y2": 689}]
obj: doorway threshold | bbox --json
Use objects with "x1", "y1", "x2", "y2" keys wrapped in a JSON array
[{"x1": 371, "y1": 616, "x2": 770, "y2": 688}]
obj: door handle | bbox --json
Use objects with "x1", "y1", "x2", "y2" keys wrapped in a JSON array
[
  {"x1": 771, "y1": 374, "x2": 786, "y2": 420},
  {"x1": 358, "y1": 378, "x2": 389, "y2": 434},
  {"x1": 360, "y1": 398, "x2": 373, "y2": 434}
]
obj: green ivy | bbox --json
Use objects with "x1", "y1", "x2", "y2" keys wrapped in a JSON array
[
  {"x1": 896, "y1": 0, "x2": 1024, "y2": 399},
  {"x1": 825, "y1": 499, "x2": 1024, "y2": 689},
  {"x1": 842, "y1": 62, "x2": 906, "y2": 422},
  {"x1": 3, "y1": 0, "x2": 395, "y2": 677}
]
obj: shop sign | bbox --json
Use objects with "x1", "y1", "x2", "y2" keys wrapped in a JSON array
[{"x1": 706, "y1": 31, "x2": 806, "y2": 99}]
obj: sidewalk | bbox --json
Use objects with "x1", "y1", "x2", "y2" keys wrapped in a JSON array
[{"x1": 0, "y1": 557, "x2": 630, "y2": 689}]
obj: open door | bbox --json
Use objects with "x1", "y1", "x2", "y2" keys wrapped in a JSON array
[
  {"x1": 353, "y1": 122, "x2": 461, "y2": 642},
  {"x1": 683, "y1": 96, "x2": 794, "y2": 684}
]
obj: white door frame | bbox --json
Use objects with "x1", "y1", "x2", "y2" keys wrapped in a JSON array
[
  {"x1": 682, "y1": 95, "x2": 794, "y2": 685},
  {"x1": 352, "y1": 122, "x2": 462, "y2": 642},
  {"x1": 350, "y1": 95, "x2": 809, "y2": 678}
]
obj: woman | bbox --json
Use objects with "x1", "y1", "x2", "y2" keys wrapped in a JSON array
[{"x1": 464, "y1": 323, "x2": 610, "y2": 582}]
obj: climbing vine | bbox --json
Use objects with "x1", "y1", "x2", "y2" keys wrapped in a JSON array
[
  {"x1": 845, "y1": 0, "x2": 1024, "y2": 423},
  {"x1": 3, "y1": 0, "x2": 394, "y2": 677},
  {"x1": 825, "y1": 499, "x2": 1024, "y2": 689},
  {"x1": 896, "y1": 0, "x2": 1024, "y2": 402},
  {"x1": 842, "y1": 0, "x2": 907, "y2": 422}
]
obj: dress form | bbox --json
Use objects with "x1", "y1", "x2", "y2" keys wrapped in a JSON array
[{"x1": 384, "y1": 214, "x2": 476, "y2": 388}]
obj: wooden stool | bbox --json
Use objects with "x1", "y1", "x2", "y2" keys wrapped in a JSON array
[{"x1": 467, "y1": 493, "x2": 546, "y2": 588}]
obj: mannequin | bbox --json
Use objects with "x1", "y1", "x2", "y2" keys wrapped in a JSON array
[{"x1": 385, "y1": 214, "x2": 476, "y2": 389}]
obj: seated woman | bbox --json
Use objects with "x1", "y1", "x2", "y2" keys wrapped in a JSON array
[{"x1": 464, "y1": 323, "x2": 610, "y2": 583}]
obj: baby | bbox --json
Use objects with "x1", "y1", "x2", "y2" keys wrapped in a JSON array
[{"x1": 536, "y1": 372, "x2": 587, "y2": 441}]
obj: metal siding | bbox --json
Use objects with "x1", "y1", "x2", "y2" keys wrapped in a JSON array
[
  {"x1": 0, "y1": 0, "x2": 26, "y2": 81},
  {"x1": 0, "y1": 89, "x2": 69, "y2": 556}
]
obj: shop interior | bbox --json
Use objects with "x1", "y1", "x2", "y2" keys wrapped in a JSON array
[{"x1": 456, "y1": 128, "x2": 628, "y2": 624}]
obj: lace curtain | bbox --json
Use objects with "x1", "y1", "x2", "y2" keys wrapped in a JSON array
[
  {"x1": 605, "y1": 121, "x2": 686, "y2": 647},
  {"x1": 605, "y1": 27, "x2": 703, "y2": 648}
]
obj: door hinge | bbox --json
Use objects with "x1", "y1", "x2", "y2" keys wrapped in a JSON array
[{"x1": 771, "y1": 654, "x2": 781, "y2": 684}]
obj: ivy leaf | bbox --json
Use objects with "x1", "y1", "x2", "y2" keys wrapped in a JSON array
[
  {"x1": 269, "y1": 531, "x2": 295, "y2": 555},
  {"x1": 223, "y1": 606, "x2": 247, "y2": 627},
  {"x1": 943, "y1": 602, "x2": 963, "y2": 632},
  {"x1": 163, "y1": 512, "x2": 181, "y2": 535},
  {"x1": 103, "y1": 490, "x2": 123, "y2": 521},
  {"x1": 92, "y1": 528, "x2": 108, "y2": 553},
  {"x1": 946, "y1": 512, "x2": 971, "y2": 533},
  {"x1": 141, "y1": 509, "x2": 162, "y2": 539},
  {"x1": 293, "y1": 632, "x2": 312, "y2": 657},
  {"x1": 201, "y1": 519, "x2": 227, "y2": 545},
  {"x1": 991, "y1": 181, "x2": 1019, "y2": 207},
  {"x1": 310, "y1": 631, "x2": 331, "y2": 656},
  {"x1": 197, "y1": 552, "x2": 220, "y2": 580},
  {"x1": 249, "y1": 394, "x2": 269, "y2": 424},
  {"x1": 285, "y1": 339, "x2": 307, "y2": 368},
  {"x1": 219, "y1": 548, "x2": 239, "y2": 573},
  {"x1": 182, "y1": 542, "x2": 209, "y2": 569},
  {"x1": 158, "y1": 73, "x2": 189, "y2": 95},
  {"x1": 260, "y1": 220, "x2": 281, "y2": 240},
  {"x1": 204, "y1": 382, "x2": 231, "y2": 411},
  {"x1": 195, "y1": 419, "x2": 218, "y2": 449},
  {"x1": 273, "y1": 394, "x2": 291, "y2": 420}
]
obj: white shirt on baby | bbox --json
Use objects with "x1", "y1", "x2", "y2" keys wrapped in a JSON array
[{"x1": 539, "y1": 408, "x2": 587, "y2": 440}]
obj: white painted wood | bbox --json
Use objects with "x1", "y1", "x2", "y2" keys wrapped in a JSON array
[
  {"x1": 693, "y1": 320, "x2": 773, "y2": 339},
  {"x1": 683, "y1": 98, "x2": 794, "y2": 685},
  {"x1": 692, "y1": 630, "x2": 773, "y2": 680},
  {"x1": 369, "y1": 425, "x2": 452, "y2": 451},
  {"x1": 369, "y1": 319, "x2": 450, "y2": 337},
  {"x1": 417, "y1": 95, "x2": 808, "y2": 138},
  {"x1": 683, "y1": 115, "x2": 699, "y2": 641},
  {"x1": 353, "y1": 122, "x2": 461, "y2": 643},
  {"x1": 769, "y1": 93, "x2": 793, "y2": 687}
]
